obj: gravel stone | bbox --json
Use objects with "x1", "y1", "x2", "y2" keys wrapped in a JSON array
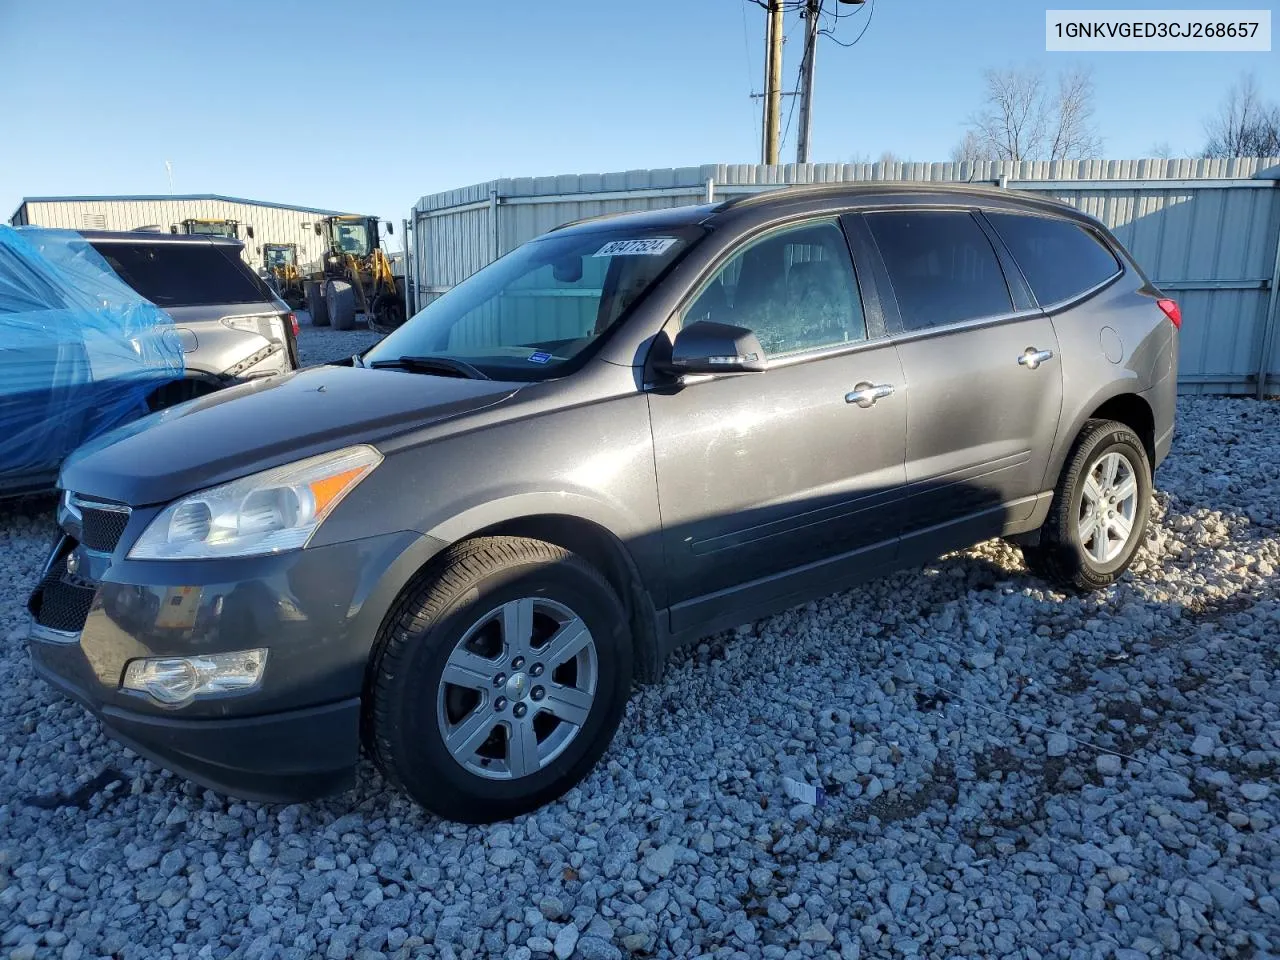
[
  {"x1": 553, "y1": 923, "x2": 578, "y2": 959},
  {"x1": 1241, "y1": 782, "x2": 1271, "y2": 801},
  {"x1": 1096, "y1": 753, "x2": 1122, "y2": 775}
]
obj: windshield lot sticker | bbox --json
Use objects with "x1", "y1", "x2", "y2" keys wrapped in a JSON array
[
  {"x1": 528, "y1": 351, "x2": 552, "y2": 364},
  {"x1": 593, "y1": 238, "x2": 678, "y2": 257}
]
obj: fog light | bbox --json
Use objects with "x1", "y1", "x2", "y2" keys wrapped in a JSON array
[{"x1": 122, "y1": 649, "x2": 267, "y2": 705}]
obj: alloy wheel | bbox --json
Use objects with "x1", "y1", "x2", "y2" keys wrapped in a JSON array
[
  {"x1": 1077, "y1": 450, "x2": 1139, "y2": 565},
  {"x1": 436, "y1": 597, "x2": 598, "y2": 780}
]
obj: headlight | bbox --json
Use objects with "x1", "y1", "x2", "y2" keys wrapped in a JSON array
[{"x1": 128, "y1": 445, "x2": 382, "y2": 560}]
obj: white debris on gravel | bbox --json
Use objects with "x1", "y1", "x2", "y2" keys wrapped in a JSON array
[{"x1": 2, "y1": 380, "x2": 1278, "y2": 958}]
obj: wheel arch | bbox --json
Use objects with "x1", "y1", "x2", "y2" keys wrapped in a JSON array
[
  {"x1": 1045, "y1": 385, "x2": 1156, "y2": 489},
  {"x1": 453, "y1": 514, "x2": 663, "y2": 684}
]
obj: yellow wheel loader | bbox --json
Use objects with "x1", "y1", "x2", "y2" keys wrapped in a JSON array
[{"x1": 301, "y1": 215, "x2": 404, "y2": 332}]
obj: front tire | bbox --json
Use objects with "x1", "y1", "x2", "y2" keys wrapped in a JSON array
[
  {"x1": 304, "y1": 281, "x2": 329, "y2": 327},
  {"x1": 366, "y1": 537, "x2": 632, "y2": 823},
  {"x1": 1022, "y1": 418, "x2": 1152, "y2": 591}
]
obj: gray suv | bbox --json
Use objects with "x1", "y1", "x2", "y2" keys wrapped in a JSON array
[{"x1": 28, "y1": 184, "x2": 1177, "y2": 822}]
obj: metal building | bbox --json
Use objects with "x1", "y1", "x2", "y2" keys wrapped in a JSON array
[
  {"x1": 9, "y1": 194, "x2": 361, "y2": 273},
  {"x1": 409, "y1": 158, "x2": 1280, "y2": 397}
]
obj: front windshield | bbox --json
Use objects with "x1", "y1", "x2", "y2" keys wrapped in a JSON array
[
  {"x1": 331, "y1": 220, "x2": 371, "y2": 256},
  {"x1": 187, "y1": 221, "x2": 236, "y2": 238},
  {"x1": 364, "y1": 225, "x2": 700, "y2": 379},
  {"x1": 265, "y1": 247, "x2": 294, "y2": 266}
]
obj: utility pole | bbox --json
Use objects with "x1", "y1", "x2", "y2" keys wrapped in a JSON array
[
  {"x1": 763, "y1": 0, "x2": 784, "y2": 165},
  {"x1": 796, "y1": 0, "x2": 820, "y2": 164}
]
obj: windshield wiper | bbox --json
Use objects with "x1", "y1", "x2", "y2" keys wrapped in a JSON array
[{"x1": 367, "y1": 354, "x2": 490, "y2": 380}]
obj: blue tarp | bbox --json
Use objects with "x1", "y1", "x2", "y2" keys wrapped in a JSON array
[{"x1": 0, "y1": 226, "x2": 184, "y2": 482}]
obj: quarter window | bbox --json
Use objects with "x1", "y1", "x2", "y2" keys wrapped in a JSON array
[
  {"x1": 865, "y1": 211, "x2": 1013, "y2": 331},
  {"x1": 987, "y1": 213, "x2": 1121, "y2": 306},
  {"x1": 682, "y1": 219, "x2": 866, "y2": 357}
]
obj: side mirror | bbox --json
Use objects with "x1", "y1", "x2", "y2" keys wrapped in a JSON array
[
  {"x1": 662, "y1": 320, "x2": 766, "y2": 375},
  {"x1": 314, "y1": 224, "x2": 322, "y2": 236},
  {"x1": 384, "y1": 221, "x2": 394, "y2": 236},
  {"x1": 553, "y1": 256, "x2": 583, "y2": 283},
  {"x1": 245, "y1": 225, "x2": 255, "y2": 239}
]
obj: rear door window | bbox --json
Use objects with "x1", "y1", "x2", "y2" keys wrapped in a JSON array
[
  {"x1": 865, "y1": 211, "x2": 1013, "y2": 331},
  {"x1": 89, "y1": 242, "x2": 273, "y2": 307},
  {"x1": 986, "y1": 213, "x2": 1122, "y2": 306}
]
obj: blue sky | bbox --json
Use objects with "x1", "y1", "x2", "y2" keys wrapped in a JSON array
[{"x1": 2, "y1": 0, "x2": 1276, "y2": 242}]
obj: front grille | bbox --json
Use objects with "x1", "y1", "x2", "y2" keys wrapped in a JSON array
[
  {"x1": 75, "y1": 500, "x2": 131, "y2": 553},
  {"x1": 33, "y1": 553, "x2": 97, "y2": 634}
]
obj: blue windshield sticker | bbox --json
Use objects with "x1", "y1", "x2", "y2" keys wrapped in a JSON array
[{"x1": 528, "y1": 351, "x2": 552, "y2": 364}]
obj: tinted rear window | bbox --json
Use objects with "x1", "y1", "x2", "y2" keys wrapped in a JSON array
[
  {"x1": 987, "y1": 213, "x2": 1121, "y2": 306},
  {"x1": 865, "y1": 211, "x2": 1013, "y2": 331},
  {"x1": 89, "y1": 242, "x2": 273, "y2": 307}
]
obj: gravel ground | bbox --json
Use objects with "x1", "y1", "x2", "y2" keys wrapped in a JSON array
[
  {"x1": 292, "y1": 311, "x2": 384, "y2": 367},
  {"x1": 1, "y1": 330, "x2": 1277, "y2": 960}
]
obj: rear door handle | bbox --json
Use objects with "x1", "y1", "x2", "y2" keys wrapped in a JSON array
[
  {"x1": 845, "y1": 382, "x2": 894, "y2": 408},
  {"x1": 1017, "y1": 347, "x2": 1054, "y2": 369}
]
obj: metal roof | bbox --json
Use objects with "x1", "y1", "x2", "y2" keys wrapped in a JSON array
[{"x1": 12, "y1": 194, "x2": 361, "y2": 218}]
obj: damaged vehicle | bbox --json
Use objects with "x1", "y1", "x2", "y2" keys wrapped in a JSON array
[
  {"x1": 0, "y1": 228, "x2": 299, "y2": 497},
  {"x1": 28, "y1": 184, "x2": 1177, "y2": 822}
]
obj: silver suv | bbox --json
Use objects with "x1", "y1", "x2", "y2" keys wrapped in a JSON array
[
  {"x1": 82, "y1": 231, "x2": 299, "y2": 406},
  {"x1": 29, "y1": 184, "x2": 1177, "y2": 822}
]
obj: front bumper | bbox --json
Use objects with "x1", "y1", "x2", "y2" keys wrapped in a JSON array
[
  {"x1": 30, "y1": 636, "x2": 359, "y2": 801},
  {"x1": 27, "y1": 525, "x2": 444, "y2": 802}
]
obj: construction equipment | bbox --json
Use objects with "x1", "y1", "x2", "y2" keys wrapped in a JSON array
[
  {"x1": 301, "y1": 214, "x2": 404, "y2": 332},
  {"x1": 174, "y1": 218, "x2": 254, "y2": 240},
  {"x1": 262, "y1": 243, "x2": 305, "y2": 309}
]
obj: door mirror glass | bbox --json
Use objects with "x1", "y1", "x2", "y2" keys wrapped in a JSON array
[{"x1": 664, "y1": 320, "x2": 766, "y2": 374}]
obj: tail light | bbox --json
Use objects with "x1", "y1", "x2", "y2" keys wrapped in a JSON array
[
  {"x1": 288, "y1": 312, "x2": 299, "y2": 336},
  {"x1": 1156, "y1": 298, "x2": 1181, "y2": 330}
]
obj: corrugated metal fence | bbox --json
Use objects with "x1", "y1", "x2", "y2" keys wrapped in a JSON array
[{"x1": 411, "y1": 158, "x2": 1280, "y2": 397}]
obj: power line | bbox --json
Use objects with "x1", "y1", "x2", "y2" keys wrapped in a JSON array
[{"x1": 821, "y1": 0, "x2": 875, "y2": 47}]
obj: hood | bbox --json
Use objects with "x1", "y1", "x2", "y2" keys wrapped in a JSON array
[{"x1": 61, "y1": 365, "x2": 519, "y2": 505}]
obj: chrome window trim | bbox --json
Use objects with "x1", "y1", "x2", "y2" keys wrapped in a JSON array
[
  {"x1": 885, "y1": 306, "x2": 1048, "y2": 347},
  {"x1": 1030, "y1": 265, "x2": 1126, "y2": 314}
]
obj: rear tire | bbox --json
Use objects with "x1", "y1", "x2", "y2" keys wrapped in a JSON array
[
  {"x1": 326, "y1": 280, "x2": 357, "y2": 331},
  {"x1": 366, "y1": 537, "x2": 632, "y2": 823},
  {"x1": 304, "y1": 281, "x2": 329, "y2": 327},
  {"x1": 1022, "y1": 418, "x2": 1152, "y2": 592}
]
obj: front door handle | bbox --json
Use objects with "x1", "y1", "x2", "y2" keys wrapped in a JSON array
[
  {"x1": 1018, "y1": 347, "x2": 1055, "y2": 370},
  {"x1": 845, "y1": 382, "x2": 895, "y2": 408}
]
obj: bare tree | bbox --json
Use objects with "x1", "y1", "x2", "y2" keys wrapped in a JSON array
[
  {"x1": 963, "y1": 66, "x2": 1103, "y2": 162},
  {"x1": 1203, "y1": 73, "x2": 1280, "y2": 157},
  {"x1": 951, "y1": 130, "x2": 994, "y2": 166},
  {"x1": 1148, "y1": 142, "x2": 1175, "y2": 160}
]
